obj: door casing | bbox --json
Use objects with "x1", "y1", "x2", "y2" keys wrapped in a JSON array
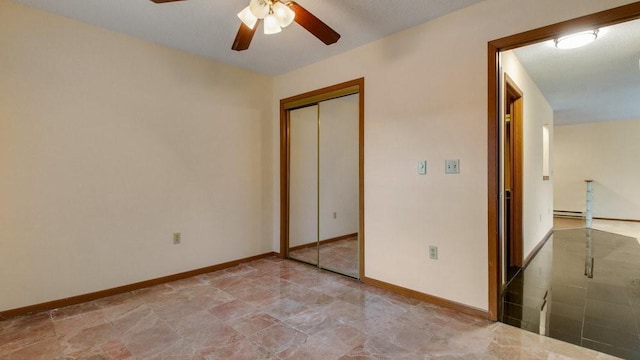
[
  {"x1": 487, "y1": 2, "x2": 640, "y2": 321},
  {"x1": 504, "y1": 74, "x2": 524, "y2": 274}
]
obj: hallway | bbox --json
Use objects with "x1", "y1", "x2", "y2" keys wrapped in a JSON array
[{"x1": 502, "y1": 218, "x2": 640, "y2": 359}]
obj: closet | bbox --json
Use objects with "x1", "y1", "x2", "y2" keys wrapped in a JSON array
[{"x1": 281, "y1": 79, "x2": 363, "y2": 278}]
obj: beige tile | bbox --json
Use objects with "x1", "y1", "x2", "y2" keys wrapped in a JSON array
[{"x1": 0, "y1": 257, "x2": 617, "y2": 359}]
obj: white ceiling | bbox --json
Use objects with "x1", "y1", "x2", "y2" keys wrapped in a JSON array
[
  {"x1": 11, "y1": 0, "x2": 486, "y2": 76},
  {"x1": 513, "y1": 18, "x2": 640, "y2": 125}
]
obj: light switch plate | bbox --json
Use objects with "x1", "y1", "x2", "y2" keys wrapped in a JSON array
[
  {"x1": 417, "y1": 160, "x2": 427, "y2": 175},
  {"x1": 445, "y1": 159, "x2": 460, "y2": 174}
]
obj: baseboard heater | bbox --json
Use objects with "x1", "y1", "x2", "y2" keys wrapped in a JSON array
[{"x1": 553, "y1": 210, "x2": 584, "y2": 219}]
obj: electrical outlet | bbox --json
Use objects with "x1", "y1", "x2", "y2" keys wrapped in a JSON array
[
  {"x1": 445, "y1": 159, "x2": 460, "y2": 174},
  {"x1": 173, "y1": 232, "x2": 181, "y2": 245},
  {"x1": 429, "y1": 245, "x2": 438, "y2": 260}
]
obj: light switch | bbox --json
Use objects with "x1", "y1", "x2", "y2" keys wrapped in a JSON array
[
  {"x1": 417, "y1": 160, "x2": 427, "y2": 175},
  {"x1": 445, "y1": 159, "x2": 460, "y2": 174}
]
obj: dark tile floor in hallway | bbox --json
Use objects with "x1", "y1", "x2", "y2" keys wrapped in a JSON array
[{"x1": 501, "y1": 227, "x2": 640, "y2": 359}]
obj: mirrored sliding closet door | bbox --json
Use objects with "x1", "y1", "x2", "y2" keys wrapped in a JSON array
[
  {"x1": 285, "y1": 83, "x2": 362, "y2": 279},
  {"x1": 288, "y1": 105, "x2": 320, "y2": 266}
]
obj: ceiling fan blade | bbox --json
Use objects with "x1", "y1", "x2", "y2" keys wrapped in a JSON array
[
  {"x1": 288, "y1": 1, "x2": 340, "y2": 45},
  {"x1": 232, "y1": 22, "x2": 259, "y2": 51},
  {"x1": 150, "y1": 0, "x2": 186, "y2": 3}
]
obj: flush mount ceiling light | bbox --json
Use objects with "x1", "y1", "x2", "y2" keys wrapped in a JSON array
[{"x1": 554, "y1": 29, "x2": 599, "y2": 49}]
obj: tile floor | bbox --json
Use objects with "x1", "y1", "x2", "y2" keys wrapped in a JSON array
[
  {"x1": 502, "y1": 220, "x2": 640, "y2": 359},
  {"x1": 1, "y1": 257, "x2": 618, "y2": 359},
  {"x1": 288, "y1": 237, "x2": 359, "y2": 278}
]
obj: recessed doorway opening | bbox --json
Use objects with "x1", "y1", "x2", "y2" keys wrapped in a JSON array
[{"x1": 488, "y1": 2, "x2": 640, "y2": 358}]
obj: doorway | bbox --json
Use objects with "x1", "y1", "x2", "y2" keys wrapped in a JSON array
[
  {"x1": 280, "y1": 78, "x2": 365, "y2": 279},
  {"x1": 487, "y1": 0, "x2": 640, "y2": 321},
  {"x1": 503, "y1": 75, "x2": 523, "y2": 283}
]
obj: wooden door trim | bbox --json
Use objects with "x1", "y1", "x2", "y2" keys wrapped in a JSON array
[
  {"x1": 280, "y1": 78, "x2": 365, "y2": 279},
  {"x1": 504, "y1": 74, "x2": 523, "y2": 268},
  {"x1": 487, "y1": 1, "x2": 640, "y2": 321}
]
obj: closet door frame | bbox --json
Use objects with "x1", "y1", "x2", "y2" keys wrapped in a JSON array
[{"x1": 280, "y1": 78, "x2": 365, "y2": 279}]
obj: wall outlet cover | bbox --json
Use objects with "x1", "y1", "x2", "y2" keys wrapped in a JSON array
[
  {"x1": 445, "y1": 159, "x2": 460, "y2": 174},
  {"x1": 429, "y1": 245, "x2": 438, "y2": 260}
]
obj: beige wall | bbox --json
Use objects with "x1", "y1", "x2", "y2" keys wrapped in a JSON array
[
  {"x1": 0, "y1": 2, "x2": 273, "y2": 311},
  {"x1": 554, "y1": 119, "x2": 640, "y2": 220},
  {"x1": 271, "y1": 0, "x2": 635, "y2": 310},
  {"x1": 501, "y1": 51, "x2": 554, "y2": 262}
]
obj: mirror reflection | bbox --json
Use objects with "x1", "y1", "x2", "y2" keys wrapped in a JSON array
[
  {"x1": 288, "y1": 105, "x2": 319, "y2": 266},
  {"x1": 287, "y1": 94, "x2": 360, "y2": 278}
]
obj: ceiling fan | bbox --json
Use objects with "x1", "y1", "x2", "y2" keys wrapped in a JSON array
[{"x1": 149, "y1": 0, "x2": 340, "y2": 51}]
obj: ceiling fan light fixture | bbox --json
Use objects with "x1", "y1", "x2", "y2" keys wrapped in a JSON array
[
  {"x1": 249, "y1": 0, "x2": 269, "y2": 19},
  {"x1": 272, "y1": 2, "x2": 295, "y2": 28},
  {"x1": 231, "y1": 0, "x2": 340, "y2": 51},
  {"x1": 237, "y1": 6, "x2": 258, "y2": 29},
  {"x1": 264, "y1": 13, "x2": 282, "y2": 34},
  {"x1": 555, "y1": 29, "x2": 598, "y2": 49}
]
